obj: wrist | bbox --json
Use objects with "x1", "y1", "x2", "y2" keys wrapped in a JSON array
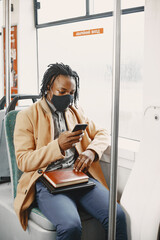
[
  {"x1": 58, "y1": 139, "x2": 65, "y2": 155},
  {"x1": 87, "y1": 149, "x2": 98, "y2": 161}
]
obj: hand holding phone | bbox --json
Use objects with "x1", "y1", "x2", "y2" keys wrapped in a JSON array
[{"x1": 58, "y1": 124, "x2": 87, "y2": 152}]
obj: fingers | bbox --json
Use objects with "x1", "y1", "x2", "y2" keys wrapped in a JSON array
[
  {"x1": 74, "y1": 154, "x2": 92, "y2": 173},
  {"x1": 58, "y1": 131, "x2": 84, "y2": 151},
  {"x1": 69, "y1": 133, "x2": 84, "y2": 143},
  {"x1": 74, "y1": 150, "x2": 95, "y2": 172},
  {"x1": 71, "y1": 129, "x2": 83, "y2": 136}
]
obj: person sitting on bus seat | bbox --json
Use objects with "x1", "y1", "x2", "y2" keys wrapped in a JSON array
[{"x1": 13, "y1": 63, "x2": 128, "y2": 240}]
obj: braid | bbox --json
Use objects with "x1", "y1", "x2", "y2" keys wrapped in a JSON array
[{"x1": 40, "y1": 63, "x2": 80, "y2": 105}]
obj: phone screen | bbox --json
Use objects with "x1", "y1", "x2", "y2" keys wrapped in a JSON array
[{"x1": 72, "y1": 124, "x2": 88, "y2": 132}]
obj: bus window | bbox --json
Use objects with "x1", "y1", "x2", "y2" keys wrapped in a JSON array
[
  {"x1": 37, "y1": 0, "x2": 86, "y2": 24},
  {"x1": 37, "y1": 11, "x2": 144, "y2": 141}
]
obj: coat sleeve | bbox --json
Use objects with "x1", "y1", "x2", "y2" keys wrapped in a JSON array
[
  {"x1": 73, "y1": 106, "x2": 110, "y2": 160},
  {"x1": 86, "y1": 119, "x2": 110, "y2": 160},
  {"x1": 14, "y1": 110, "x2": 64, "y2": 172}
]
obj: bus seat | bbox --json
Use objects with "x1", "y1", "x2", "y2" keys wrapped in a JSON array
[
  {"x1": 0, "y1": 109, "x2": 10, "y2": 182},
  {"x1": 3, "y1": 110, "x2": 105, "y2": 240},
  {"x1": 4, "y1": 110, "x2": 22, "y2": 197},
  {"x1": 0, "y1": 109, "x2": 5, "y2": 132},
  {"x1": 120, "y1": 106, "x2": 160, "y2": 240},
  {"x1": 29, "y1": 206, "x2": 101, "y2": 232},
  {"x1": 0, "y1": 95, "x2": 41, "y2": 184}
]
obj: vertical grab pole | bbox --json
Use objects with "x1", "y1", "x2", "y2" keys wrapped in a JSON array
[
  {"x1": 108, "y1": 0, "x2": 121, "y2": 239},
  {"x1": 5, "y1": 0, "x2": 11, "y2": 108}
]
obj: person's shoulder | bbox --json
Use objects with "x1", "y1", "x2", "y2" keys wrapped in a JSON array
[
  {"x1": 68, "y1": 104, "x2": 87, "y2": 123},
  {"x1": 69, "y1": 104, "x2": 84, "y2": 115},
  {"x1": 16, "y1": 99, "x2": 42, "y2": 120}
]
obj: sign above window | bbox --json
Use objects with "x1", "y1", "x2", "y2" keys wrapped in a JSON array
[{"x1": 73, "y1": 28, "x2": 103, "y2": 37}]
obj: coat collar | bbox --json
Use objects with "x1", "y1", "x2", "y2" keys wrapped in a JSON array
[
  {"x1": 65, "y1": 110, "x2": 75, "y2": 131},
  {"x1": 40, "y1": 97, "x2": 78, "y2": 131},
  {"x1": 39, "y1": 97, "x2": 51, "y2": 114}
]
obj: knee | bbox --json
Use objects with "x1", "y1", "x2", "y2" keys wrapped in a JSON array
[
  {"x1": 57, "y1": 218, "x2": 82, "y2": 239},
  {"x1": 116, "y1": 206, "x2": 126, "y2": 225},
  {"x1": 116, "y1": 205, "x2": 128, "y2": 240},
  {"x1": 101, "y1": 207, "x2": 126, "y2": 228},
  {"x1": 98, "y1": 211, "x2": 109, "y2": 232}
]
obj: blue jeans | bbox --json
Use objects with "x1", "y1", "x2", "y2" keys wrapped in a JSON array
[{"x1": 35, "y1": 178, "x2": 127, "y2": 240}]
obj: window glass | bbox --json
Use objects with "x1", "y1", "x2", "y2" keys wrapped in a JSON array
[
  {"x1": 119, "y1": 12, "x2": 144, "y2": 140},
  {"x1": 37, "y1": 0, "x2": 86, "y2": 24},
  {"x1": 90, "y1": 0, "x2": 113, "y2": 14},
  {"x1": 37, "y1": 12, "x2": 144, "y2": 140},
  {"x1": 121, "y1": 0, "x2": 145, "y2": 9},
  {"x1": 90, "y1": 0, "x2": 145, "y2": 14},
  {"x1": 38, "y1": 18, "x2": 113, "y2": 133}
]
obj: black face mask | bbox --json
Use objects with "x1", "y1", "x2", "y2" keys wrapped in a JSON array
[{"x1": 51, "y1": 94, "x2": 74, "y2": 112}]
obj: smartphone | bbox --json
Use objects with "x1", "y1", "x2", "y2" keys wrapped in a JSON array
[{"x1": 72, "y1": 123, "x2": 88, "y2": 132}]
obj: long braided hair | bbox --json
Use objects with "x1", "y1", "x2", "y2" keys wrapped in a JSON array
[{"x1": 40, "y1": 63, "x2": 80, "y2": 105}]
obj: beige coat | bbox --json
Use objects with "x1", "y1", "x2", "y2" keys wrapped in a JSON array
[{"x1": 14, "y1": 98, "x2": 109, "y2": 230}]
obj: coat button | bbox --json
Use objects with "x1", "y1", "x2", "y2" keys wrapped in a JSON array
[
  {"x1": 38, "y1": 169, "x2": 43, "y2": 174},
  {"x1": 25, "y1": 190, "x2": 27, "y2": 194}
]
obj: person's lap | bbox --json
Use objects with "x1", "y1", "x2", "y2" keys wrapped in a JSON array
[
  {"x1": 76, "y1": 178, "x2": 127, "y2": 239},
  {"x1": 35, "y1": 177, "x2": 127, "y2": 240},
  {"x1": 35, "y1": 180, "x2": 81, "y2": 226}
]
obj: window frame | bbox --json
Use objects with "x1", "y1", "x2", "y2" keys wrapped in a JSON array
[{"x1": 34, "y1": 0, "x2": 144, "y2": 29}]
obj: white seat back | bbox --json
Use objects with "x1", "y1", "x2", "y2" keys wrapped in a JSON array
[{"x1": 120, "y1": 106, "x2": 160, "y2": 240}]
